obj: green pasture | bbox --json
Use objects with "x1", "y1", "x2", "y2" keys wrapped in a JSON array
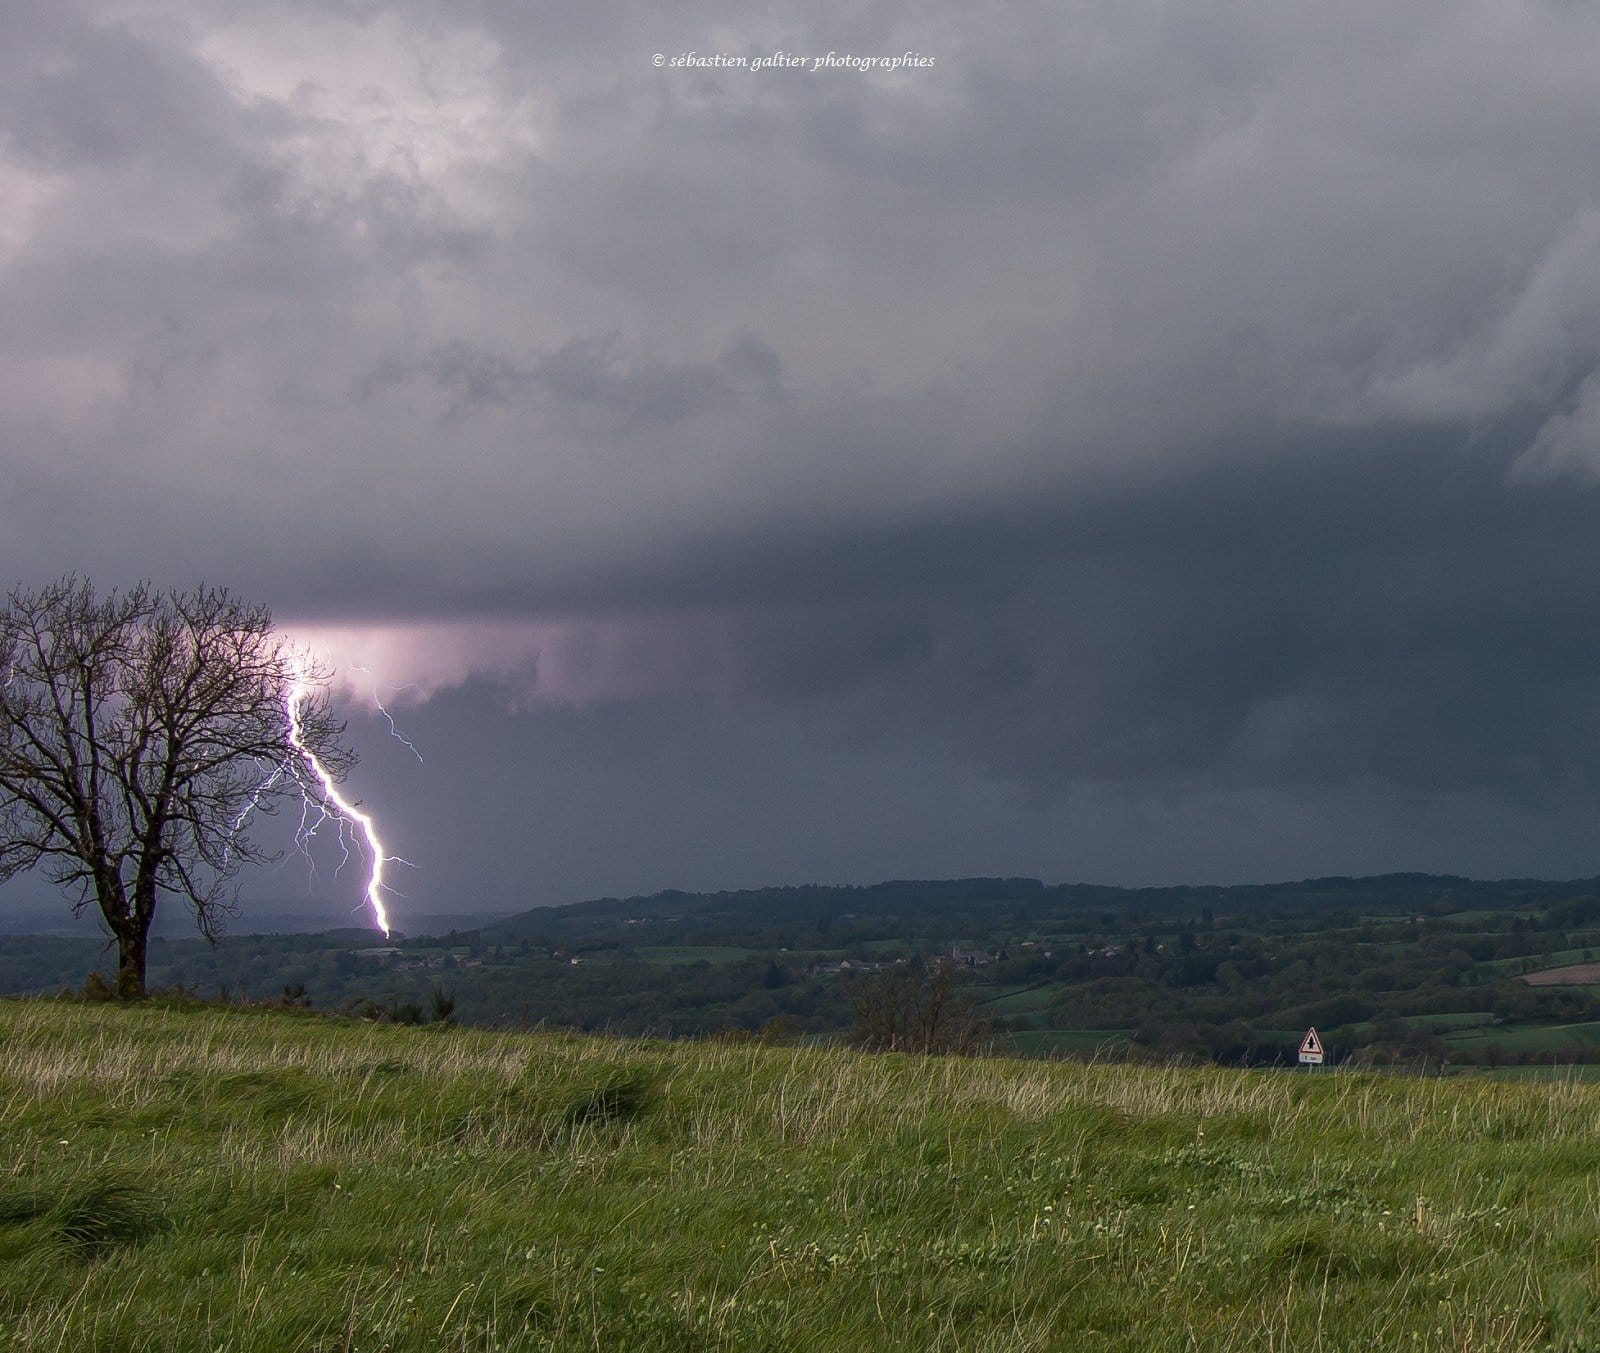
[{"x1": 5, "y1": 1000, "x2": 1600, "y2": 1349}]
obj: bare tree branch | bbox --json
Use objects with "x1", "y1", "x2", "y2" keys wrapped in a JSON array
[
  {"x1": 0, "y1": 578, "x2": 356, "y2": 997},
  {"x1": 849, "y1": 960, "x2": 991, "y2": 1056}
]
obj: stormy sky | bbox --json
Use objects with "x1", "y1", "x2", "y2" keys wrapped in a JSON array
[{"x1": 8, "y1": 1, "x2": 1600, "y2": 923}]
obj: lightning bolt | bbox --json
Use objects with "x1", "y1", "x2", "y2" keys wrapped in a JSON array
[
  {"x1": 350, "y1": 665, "x2": 424, "y2": 763},
  {"x1": 284, "y1": 656, "x2": 397, "y2": 937}
]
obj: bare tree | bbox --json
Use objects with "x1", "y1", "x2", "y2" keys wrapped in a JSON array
[
  {"x1": 0, "y1": 578, "x2": 353, "y2": 997},
  {"x1": 850, "y1": 960, "x2": 991, "y2": 1055}
]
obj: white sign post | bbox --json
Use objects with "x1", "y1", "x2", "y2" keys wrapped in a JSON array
[{"x1": 1298, "y1": 1027, "x2": 1324, "y2": 1066}]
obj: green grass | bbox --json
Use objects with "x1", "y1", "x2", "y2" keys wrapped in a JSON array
[
  {"x1": 1443, "y1": 1019, "x2": 1600, "y2": 1052},
  {"x1": 1440, "y1": 910, "x2": 1509, "y2": 922},
  {"x1": 630, "y1": 945, "x2": 760, "y2": 964},
  {"x1": 979, "y1": 983, "x2": 1061, "y2": 1014},
  {"x1": 1006, "y1": 1028, "x2": 1135, "y2": 1056},
  {"x1": 1473, "y1": 1064, "x2": 1600, "y2": 1083},
  {"x1": 1410, "y1": 1011, "x2": 1498, "y2": 1030},
  {"x1": 1481, "y1": 947, "x2": 1600, "y2": 975},
  {"x1": 1333, "y1": 1013, "x2": 1498, "y2": 1043},
  {"x1": 7, "y1": 1001, "x2": 1600, "y2": 1348}
]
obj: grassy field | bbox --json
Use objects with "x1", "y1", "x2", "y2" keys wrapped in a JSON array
[
  {"x1": 628, "y1": 946, "x2": 762, "y2": 965},
  {"x1": 1444, "y1": 1020, "x2": 1600, "y2": 1052},
  {"x1": 1005, "y1": 1028, "x2": 1135, "y2": 1057},
  {"x1": 1524, "y1": 964, "x2": 1600, "y2": 987},
  {"x1": 1482, "y1": 948, "x2": 1600, "y2": 975},
  {"x1": 1406, "y1": 1012, "x2": 1499, "y2": 1031},
  {"x1": 978, "y1": 983, "x2": 1062, "y2": 1014},
  {"x1": 1477, "y1": 1064, "x2": 1600, "y2": 1083},
  {"x1": 1327, "y1": 1013, "x2": 1498, "y2": 1045},
  {"x1": 7, "y1": 1003, "x2": 1600, "y2": 1349}
]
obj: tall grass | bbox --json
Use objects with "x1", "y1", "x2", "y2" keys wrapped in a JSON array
[{"x1": 0, "y1": 1000, "x2": 1597, "y2": 1348}]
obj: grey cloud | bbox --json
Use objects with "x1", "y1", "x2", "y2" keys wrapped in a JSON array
[
  {"x1": 8, "y1": 0, "x2": 1600, "y2": 900},
  {"x1": 361, "y1": 332, "x2": 785, "y2": 427}
]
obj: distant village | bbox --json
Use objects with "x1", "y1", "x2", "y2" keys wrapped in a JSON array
[{"x1": 347, "y1": 938, "x2": 1099, "y2": 978}]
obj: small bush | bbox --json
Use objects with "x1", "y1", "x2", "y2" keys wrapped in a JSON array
[
  {"x1": 390, "y1": 1001, "x2": 425, "y2": 1026},
  {"x1": 758, "y1": 1015, "x2": 802, "y2": 1046},
  {"x1": 81, "y1": 972, "x2": 116, "y2": 1002}
]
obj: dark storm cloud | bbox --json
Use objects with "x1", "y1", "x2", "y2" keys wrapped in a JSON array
[
  {"x1": 724, "y1": 445, "x2": 1600, "y2": 798},
  {"x1": 7, "y1": 0, "x2": 1600, "y2": 901}
]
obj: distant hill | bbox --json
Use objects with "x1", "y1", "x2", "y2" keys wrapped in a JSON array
[
  {"x1": 483, "y1": 870, "x2": 1600, "y2": 940},
  {"x1": 15, "y1": 870, "x2": 1600, "y2": 1060},
  {"x1": 0, "y1": 897, "x2": 516, "y2": 939}
]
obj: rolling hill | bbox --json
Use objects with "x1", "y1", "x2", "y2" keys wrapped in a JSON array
[{"x1": 1, "y1": 998, "x2": 1597, "y2": 1348}]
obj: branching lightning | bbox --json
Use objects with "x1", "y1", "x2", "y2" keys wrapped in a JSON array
[
  {"x1": 283, "y1": 656, "x2": 401, "y2": 937},
  {"x1": 350, "y1": 665, "x2": 424, "y2": 763},
  {"x1": 223, "y1": 652, "x2": 415, "y2": 936}
]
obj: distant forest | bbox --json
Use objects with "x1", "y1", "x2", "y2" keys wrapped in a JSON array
[{"x1": 9, "y1": 872, "x2": 1600, "y2": 1069}]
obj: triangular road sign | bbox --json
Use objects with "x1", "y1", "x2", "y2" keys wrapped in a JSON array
[{"x1": 1298, "y1": 1027, "x2": 1324, "y2": 1064}]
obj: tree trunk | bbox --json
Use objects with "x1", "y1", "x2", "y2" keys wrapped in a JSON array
[
  {"x1": 115, "y1": 925, "x2": 148, "y2": 1000},
  {"x1": 94, "y1": 870, "x2": 150, "y2": 1000}
]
